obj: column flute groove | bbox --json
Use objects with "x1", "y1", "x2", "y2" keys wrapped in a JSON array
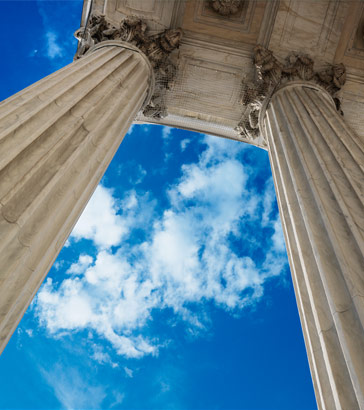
[
  {"x1": 265, "y1": 118, "x2": 335, "y2": 410},
  {"x1": 267, "y1": 99, "x2": 359, "y2": 410},
  {"x1": 0, "y1": 47, "x2": 119, "y2": 130},
  {"x1": 306, "y1": 90, "x2": 364, "y2": 171},
  {"x1": 284, "y1": 88, "x2": 364, "y2": 308},
  {"x1": 0, "y1": 11, "x2": 183, "y2": 354},
  {"x1": 0, "y1": 49, "x2": 132, "y2": 169},
  {"x1": 1, "y1": 57, "x2": 143, "y2": 226},
  {"x1": 0, "y1": 47, "x2": 113, "y2": 115},
  {"x1": 297, "y1": 89, "x2": 364, "y2": 218},
  {"x1": 262, "y1": 80, "x2": 364, "y2": 409},
  {"x1": 0, "y1": 42, "x2": 154, "y2": 353},
  {"x1": 0, "y1": 82, "x2": 148, "y2": 352}
]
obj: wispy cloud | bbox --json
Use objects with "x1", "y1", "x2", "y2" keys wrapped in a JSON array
[
  {"x1": 34, "y1": 134, "x2": 287, "y2": 360},
  {"x1": 45, "y1": 31, "x2": 64, "y2": 59},
  {"x1": 39, "y1": 364, "x2": 107, "y2": 410},
  {"x1": 117, "y1": 162, "x2": 147, "y2": 185},
  {"x1": 91, "y1": 344, "x2": 119, "y2": 368},
  {"x1": 36, "y1": 0, "x2": 80, "y2": 65},
  {"x1": 126, "y1": 124, "x2": 135, "y2": 136},
  {"x1": 180, "y1": 138, "x2": 190, "y2": 151},
  {"x1": 124, "y1": 367, "x2": 133, "y2": 378},
  {"x1": 161, "y1": 126, "x2": 172, "y2": 140}
]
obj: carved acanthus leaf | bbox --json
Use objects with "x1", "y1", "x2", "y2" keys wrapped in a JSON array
[
  {"x1": 236, "y1": 45, "x2": 346, "y2": 144},
  {"x1": 75, "y1": 14, "x2": 183, "y2": 119},
  {"x1": 209, "y1": 0, "x2": 242, "y2": 16}
]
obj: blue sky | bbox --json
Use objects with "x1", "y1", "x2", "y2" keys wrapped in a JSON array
[{"x1": 0, "y1": 2, "x2": 317, "y2": 409}]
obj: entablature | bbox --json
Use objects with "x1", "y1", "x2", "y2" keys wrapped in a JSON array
[{"x1": 77, "y1": 0, "x2": 364, "y2": 148}]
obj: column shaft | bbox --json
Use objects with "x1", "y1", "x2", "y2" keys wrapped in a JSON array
[
  {"x1": 263, "y1": 83, "x2": 364, "y2": 409},
  {"x1": 0, "y1": 43, "x2": 152, "y2": 353}
]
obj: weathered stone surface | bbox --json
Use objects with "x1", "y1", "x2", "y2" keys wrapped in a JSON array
[
  {"x1": 75, "y1": 14, "x2": 183, "y2": 119},
  {"x1": 75, "y1": 0, "x2": 364, "y2": 147},
  {"x1": 236, "y1": 45, "x2": 346, "y2": 144},
  {"x1": 0, "y1": 43, "x2": 152, "y2": 354},
  {"x1": 264, "y1": 82, "x2": 364, "y2": 410}
]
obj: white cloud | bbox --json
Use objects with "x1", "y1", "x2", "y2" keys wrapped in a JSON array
[
  {"x1": 35, "y1": 135, "x2": 287, "y2": 361},
  {"x1": 180, "y1": 138, "x2": 190, "y2": 151},
  {"x1": 262, "y1": 178, "x2": 276, "y2": 227},
  {"x1": 45, "y1": 31, "x2": 64, "y2": 59},
  {"x1": 127, "y1": 124, "x2": 135, "y2": 136},
  {"x1": 92, "y1": 350, "x2": 112, "y2": 365},
  {"x1": 133, "y1": 165, "x2": 147, "y2": 184},
  {"x1": 161, "y1": 126, "x2": 172, "y2": 140},
  {"x1": 260, "y1": 178, "x2": 287, "y2": 254},
  {"x1": 36, "y1": 1, "x2": 78, "y2": 65},
  {"x1": 53, "y1": 260, "x2": 65, "y2": 271},
  {"x1": 110, "y1": 392, "x2": 125, "y2": 408},
  {"x1": 70, "y1": 185, "x2": 128, "y2": 249},
  {"x1": 91, "y1": 344, "x2": 119, "y2": 368},
  {"x1": 121, "y1": 190, "x2": 138, "y2": 210},
  {"x1": 124, "y1": 367, "x2": 133, "y2": 378},
  {"x1": 67, "y1": 254, "x2": 93, "y2": 275},
  {"x1": 272, "y1": 216, "x2": 286, "y2": 253},
  {"x1": 117, "y1": 163, "x2": 147, "y2": 185},
  {"x1": 25, "y1": 329, "x2": 34, "y2": 337},
  {"x1": 37, "y1": 277, "x2": 93, "y2": 330},
  {"x1": 40, "y1": 364, "x2": 106, "y2": 410}
]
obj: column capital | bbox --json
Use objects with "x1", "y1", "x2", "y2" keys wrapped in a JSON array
[
  {"x1": 75, "y1": 14, "x2": 183, "y2": 119},
  {"x1": 236, "y1": 45, "x2": 346, "y2": 146}
]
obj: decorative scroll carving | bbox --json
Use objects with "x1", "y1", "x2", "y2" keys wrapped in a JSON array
[
  {"x1": 236, "y1": 45, "x2": 346, "y2": 143},
  {"x1": 209, "y1": 0, "x2": 242, "y2": 16},
  {"x1": 75, "y1": 14, "x2": 183, "y2": 119}
]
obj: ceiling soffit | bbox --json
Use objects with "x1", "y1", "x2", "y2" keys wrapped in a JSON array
[
  {"x1": 181, "y1": 0, "x2": 267, "y2": 50},
  {"x1": 268, "y1": 0, "x2": 349, "y2": 67},
  {"x1": 80, "y1": 0, "x2": 364, "y2": 145},
  {"x1": 102, "y1": 0, "x2": 185, "y2": 33},
  {"x1": 334, "y1": 1, "x2": 364, "y2": 72}
]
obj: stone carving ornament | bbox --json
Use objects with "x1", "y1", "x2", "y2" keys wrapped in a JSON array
[
  {"x1": 75, "y1": 14, "x2": 183, "y2": 119},
  {"x1": 237, "y1": 45, "x2": 346, "y2": 143},
  {"x1": 209, "y1": 0, "x2": 242, "y2": 16}
]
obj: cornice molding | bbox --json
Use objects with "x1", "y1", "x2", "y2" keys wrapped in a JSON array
[
  {"x1": 75, "y1": 14, "x2": 183, "y2": 119},
  {"x1": 236, "y1": 45, "x2": 346, "y2": 144}
]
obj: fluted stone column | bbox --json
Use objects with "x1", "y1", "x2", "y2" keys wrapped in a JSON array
[
  {"x1": 261, "y1": 82, "x2": 364, "y2": 409},
  {"x1": 0, "y1": 41, "x2": 153, "y2": 354}
]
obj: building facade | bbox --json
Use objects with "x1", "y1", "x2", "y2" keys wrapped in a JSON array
[{"x1": 0, "y1": 1, "x2": 363, "y2": 408}]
